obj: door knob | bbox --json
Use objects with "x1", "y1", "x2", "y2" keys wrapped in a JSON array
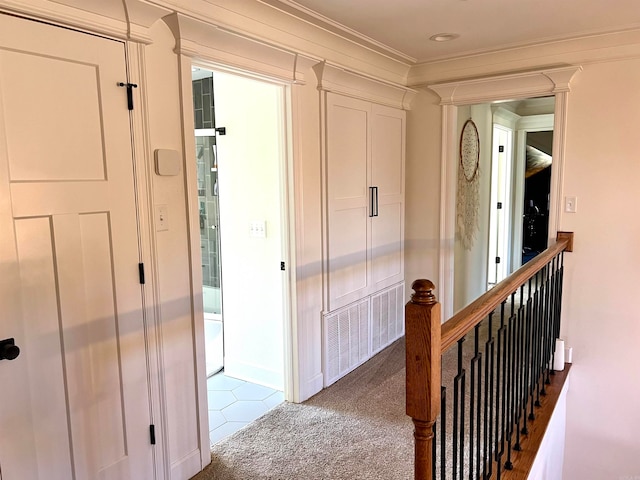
[{"x1": 0, "y1": 338, "x2": 20, "y2": 361}]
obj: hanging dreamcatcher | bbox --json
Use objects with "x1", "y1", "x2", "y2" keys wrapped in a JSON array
[{"x1": 457, "y1": 118, "x2": 480, "y2": 250}]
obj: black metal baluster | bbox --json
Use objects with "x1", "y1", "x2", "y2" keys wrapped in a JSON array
[
  {"x1": 453, "y1": 337, "x2": 466, "y2": 479},
  {"x1": 495, "y1": 300, "x2": 508, "y2": 480},
  {"x1": 483, "y1": 313, "x2": 495, "y2": 479},
  {"x1": 514, "y1": 284, "x2": 525, "y2": 451},
  {"x1": 543, "y1": 261, "x2": 553, "y2": 387},
  {"x1": 441, "y1": 386, "x2": 447, "y2": 480},
  {"x1": 469, "y1": 323, "x2": 482, "y2": 480},
  {"x1": 505, "y1": 291, "x2": 516, "y2": 471},
  {"x1": 532, "y1": 270, "x2": 541, "y2": 409},
  {"x1": 433, "y1": 421, "x2": 437, "y2": 480},
  {"x1": 524, "y1": 277, "x2": 534, "y2": 427}
]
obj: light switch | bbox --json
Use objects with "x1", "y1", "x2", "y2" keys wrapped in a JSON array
[
  {"x1": 249, "y1": 220, "x2": 266, "y2": 238},
  {"x1": 564, "y1": 196, "x2": 577, "y2": 213},
  {"x1": 156, "y1": 204, "x2": 169, "y2": 231}
]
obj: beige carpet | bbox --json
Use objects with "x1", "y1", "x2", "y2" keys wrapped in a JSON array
[{"x1": 191, "y1": 338, "x2": 414, "y2": 480}]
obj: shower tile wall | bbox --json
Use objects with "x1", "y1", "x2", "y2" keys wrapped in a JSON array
[{"x1": 193, "y1": 76, "x2": 220, "y2": 290}]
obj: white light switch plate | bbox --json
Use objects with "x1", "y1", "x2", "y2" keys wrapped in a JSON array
[
  {"x1": 249, "y1": 220, "x2": 266, "y2": 238},
  {"x1": 564, "y1": 196, "x2": 577, "y2": 213},
  {"x1": 156, "y1": 204, "x2": 169, "y2": 231}
]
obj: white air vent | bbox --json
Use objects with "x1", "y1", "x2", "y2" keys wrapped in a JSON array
[
  {"x1": 371, "y1": 283, "x2": 405, "y2": 354},
  {"x1": 323, "y1": 298, "x2": 369, "y2": 386}
]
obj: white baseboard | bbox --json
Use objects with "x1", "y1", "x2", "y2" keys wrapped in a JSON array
[
  {"x1": 224, "y1": 357, "x2": 284, "y2": 390},
  {"x1": 170, "y1": 449, "x2": 202, "y2": 480}
]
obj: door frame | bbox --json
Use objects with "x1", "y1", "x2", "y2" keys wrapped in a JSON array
[
  {"x1": 427, "y1": 66, "x2": 581, "y2": 321},
  {"x1": 179, "y1": 58, "x2": 297, "y2": 457}
]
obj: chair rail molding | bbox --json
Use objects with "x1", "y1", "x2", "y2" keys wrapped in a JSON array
[
  {"x1": 0, "y1": 0, "x2": 171, "y2": 44},
  {"x1": 427, "y1": 65, "x2": 581, "y2": 321},
  {"x1": 313, "y1": 61, "x2": 417, "y2": 110},
  {"x1": 163, "y1": 12, "x2": 318, "y2": 85}
]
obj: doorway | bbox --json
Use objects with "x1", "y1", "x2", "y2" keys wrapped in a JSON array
[
  {"x1": 191, "y1": 67, "x2": 289, "y2": 445},
  {"x1": 521, "y1": 131, "x2": 553, "y2": 264}
]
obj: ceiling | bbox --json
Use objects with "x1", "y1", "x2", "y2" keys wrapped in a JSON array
[{"x1": 263, "y1": 0, "x2": 640, "y2": 64}]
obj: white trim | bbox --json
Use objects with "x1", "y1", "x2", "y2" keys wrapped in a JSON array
[
  {"x1": 176, "y1": 53, "x2": 211, "y2": 471},
  {"x1": 430, "y1": 66, "x2": 580, "y2": 319},
  {"x1": 163, "y1": 12, "x2": 317, "y2": 85},
  {"x1": 438, "y1": 104, "x2": 457, "y2": 321},
  {"x1": 0, "y1": 0, "x2": 170, "y2": 43},
  {"x1": 428, "y1": 66, "x2": 582, "y2": 106},
  {"x1": 313, "y1": 60, "x2": 417, "y2": 110},
  {"x1": 126, "y1": 40, "x2": 169, "y2": 480}
]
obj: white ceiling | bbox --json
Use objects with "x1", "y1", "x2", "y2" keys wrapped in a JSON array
[{"x1": 264, "y1": 0, "x2": 640, "y2": 63}]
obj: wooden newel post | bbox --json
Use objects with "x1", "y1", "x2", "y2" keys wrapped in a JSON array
[{"x1": 405, "y1": 279, "x2": 441, "y2": 480}]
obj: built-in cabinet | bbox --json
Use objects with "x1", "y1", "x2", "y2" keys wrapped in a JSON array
[{"x1": 321, "y1": 90, "x2": 408, "y2": 386}]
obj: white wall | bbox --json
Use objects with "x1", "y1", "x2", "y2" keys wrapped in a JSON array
[
  {"x1": 213, "y1": 71, "x2": 285, "y2": 390},
  {"x1": 404, "y1": 90, "x2": 442, "y2": 302},
  {"x1": 144, "y1": 20, "x2": 201, "y2": 474},
  {"x1": 559, "y1": 58, "x2": 640, "y2": 479},
  {"x1": 528, "y1": 376, "x2": 569, "y2": 480},
  {"x1": 453, "y1": 104, "x2": 493, "y2": 313}
]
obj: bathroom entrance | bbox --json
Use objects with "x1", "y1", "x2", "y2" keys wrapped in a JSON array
[{"x1": 192, "y1": 67, "x2": 289, "y2": 443}]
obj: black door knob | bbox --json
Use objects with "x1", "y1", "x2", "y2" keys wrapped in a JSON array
[{"x1": 0, "y1": 338, "x2": 20, "y2": 361}]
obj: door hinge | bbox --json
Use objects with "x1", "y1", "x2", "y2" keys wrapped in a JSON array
[
  {"x1": 499, "y1": 145, "x2": 505, "y2": 153},
  {"x1": 497, "y1": 202, "x2": 503, "y2": 209},
  {"x1": 149, "y1": 424, "x2": 156, "y2": 445},
  {"x1": 117, "y1": 82, "x2": 138, "y2": 110},
  {"x1": 280, "y1": 261, "x2": 285, "y2": 271},
  {"x1": 138, "y1": 263, "x2": 145, "y2": 284},
  {"x1": 496, "y1": 256, "x2": 501, "y2": 264}
]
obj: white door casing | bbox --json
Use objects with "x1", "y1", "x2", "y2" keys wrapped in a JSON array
[{"x1": 0, "y1": 13, "x2": 153, "y2": 479}]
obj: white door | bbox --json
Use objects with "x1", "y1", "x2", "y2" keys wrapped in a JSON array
[
  {"x1": 0, "y1": 14, "x2": 153, "y2": 480},
  {"x1": 370, "y1": 104, "x2": 405, "y2": 292},
  {"x1": 326, "y1": 93, "x2": 371, "y2": 311}
]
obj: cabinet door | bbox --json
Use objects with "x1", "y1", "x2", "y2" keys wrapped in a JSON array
[
  {"x1": 370, "y1": 104, "x2": 405, "y2": 292},
  {"x1": 326, "y1": 93, "x2": 371, "y2": 310}
]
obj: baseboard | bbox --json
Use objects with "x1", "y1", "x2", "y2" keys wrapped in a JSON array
[
  {"x1": 223, "y1": 357, "x2": 284, "y2": 390},
  {"x1": 297, "y1": 373, "x2": 324, "y2": 402},
  {"x1": 170, "y1": 449, "x2": 202, "y2": 480}
]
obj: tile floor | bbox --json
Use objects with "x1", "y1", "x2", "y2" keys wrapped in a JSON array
[{"x1": 207, "y1": 370, "x2": 285, "y2": 446}]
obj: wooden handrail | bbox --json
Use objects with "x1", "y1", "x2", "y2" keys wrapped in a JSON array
[
  {"x1": 405, "y1": 231, "x2": 574, "y2": 480},
  {"x1": 440, "y1": 231, "x2": 573, "y2": 353}
]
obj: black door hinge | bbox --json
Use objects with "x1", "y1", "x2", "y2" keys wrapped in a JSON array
[
  {"x1": 496, "y1": 256, "x2": 501, "y2": 264},
  {"x1": 149, "y1": 424, "x2": 156, "y2": 445},
  {"x1": 497, "y1": 202, "x2": 503, "y2": 209},
  {"x1": 499, "y1": 145, "x2": 505, "y2": 153},
  {"x1": 280, "y1": 262, "x2": 285, "y2": 271},
  {"x1": 138, "y1": 263, "x2": 145, "y2": 284},
  {"x1": 118, "y1": 82, "x2": 138, "y2": 110}
]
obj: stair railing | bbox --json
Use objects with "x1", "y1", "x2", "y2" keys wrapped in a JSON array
[{"x1": 406, "y1": 232, "x2": 573, "y2": 480}]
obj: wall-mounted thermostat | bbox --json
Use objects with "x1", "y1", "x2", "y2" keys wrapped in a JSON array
[{"x1": 154, "y1": 149, "x2": 181, "y2": 176}]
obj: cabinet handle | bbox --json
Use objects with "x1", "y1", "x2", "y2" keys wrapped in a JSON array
[
  {"x1": 369, "y1": 186, "x2": 375, "y2": 217},
  {"x1": 373, "y1": 186, "x2": 379, "y2": 217}
]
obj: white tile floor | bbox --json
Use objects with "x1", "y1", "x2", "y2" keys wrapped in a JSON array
[{"x1": 207, "y1": 370, "x2": 285, "y2": 446}]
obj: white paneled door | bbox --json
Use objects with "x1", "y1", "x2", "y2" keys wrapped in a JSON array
[{"x1": 0, "y1": 13, "x2": 153, "y2": 480}]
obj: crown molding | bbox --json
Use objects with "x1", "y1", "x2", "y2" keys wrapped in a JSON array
[
  {"x1": 163, "y1": 12, "x2": 318, "y2": 84},
  {"x1": 0, "y1": 0, "x2": 170, "y2": 44},
  {"x1": 428, "y1": 65, "x2": 582, "y2": 106},
  {"x1": 313, "y1": 61, "x2": 417, "y2": 110}
]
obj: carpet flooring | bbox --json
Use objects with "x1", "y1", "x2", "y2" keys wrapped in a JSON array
[{"x1": 191, "y1": 338, "x2": 414, "y2": 480}]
